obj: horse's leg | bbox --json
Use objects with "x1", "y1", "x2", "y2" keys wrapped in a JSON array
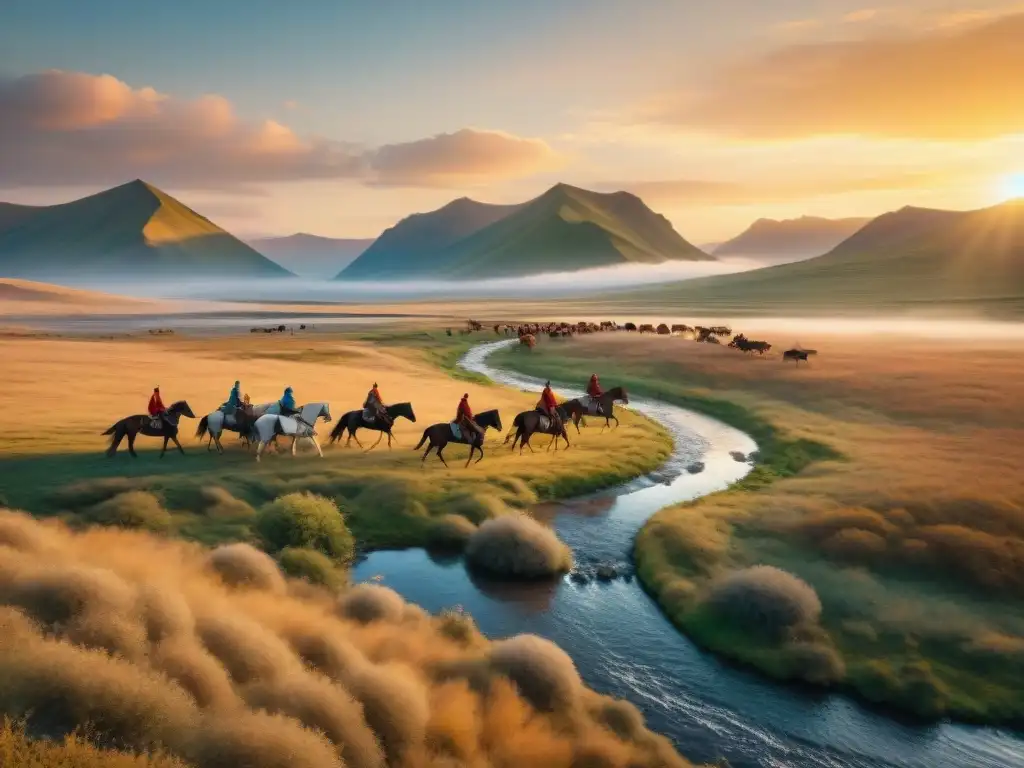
[
  {"x1": 107, "y1": 426, "x2": 122, "y2": 457},
  {"x1": 421, "y1": 440, "x2": 435, "y2": 465},
  {"x1": 311, "y1": 435, "x2": 323, "y2": 458},
  {"x1": 475, "y1": 444, "x2": 484, "y2": 464},
  {"x1": 127, "y1": 430, "x2": 138, "y2": 458},
  {"x1": 365, "y1": 431, "x2": 384, "y2": 453},
  {"x1": 255, "y1": 441, "x2": 264, "y2": 462},
  {"x1": 437, "y1": 445, "x2": 450, "y2": 468},
  {"x1": 291, "y1": 435, "x2": 298, "y2": 456},
  {"x1": 611, "y1": 414, "x2": 619, "y2": 429},
  {"x1": 349, "y1": 429, "x2": 364, "y2": 449},
  {"x1": 160, "y1": 435, "x2": 169, "y2": 458},
  {"x1": 386, "y1": 431, "x2": 393, "y2": 450},
  {"x1": 172, "y1": 435, "x2": 185, "y2": 455}
]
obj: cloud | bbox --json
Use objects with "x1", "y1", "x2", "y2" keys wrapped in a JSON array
[
  {"x1": 597, "y1": 171, "x2": 950, "y2": 206},
  {"x1": 640, "y1": 13, "x2": 1024, "y2": 140},
  {"x1": 842, "y1": 8, "x2": 878, "y2": 23},
  {"x1": 0, "y1": 70, "x2": 561, "y2": 190}
]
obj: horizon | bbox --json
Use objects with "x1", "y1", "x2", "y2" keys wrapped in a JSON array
[{"x1": 3, "y1": 1, "x2": 1024, "y2": 243}]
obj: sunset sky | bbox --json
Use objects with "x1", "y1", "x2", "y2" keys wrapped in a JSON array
[{"x1": 2, "y1": 0, "x2": 1023, "y2": 243}]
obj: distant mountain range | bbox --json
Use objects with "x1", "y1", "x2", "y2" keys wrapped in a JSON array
[
  {"x1": 0, "y1": 181, "x2": 292, "y2": 281},
  {"x1": 615, "y1": 200, "x2": 1024, "y2": 314},
  {"x1": 338, "y1": 183, "x2": 710, "y2": 280},
  {"x1": 247, "y1": 233, "x2": 374, "y2": 279},
  {"x1": 713, "y1": 216, "x2": 871, "y2": 263}
]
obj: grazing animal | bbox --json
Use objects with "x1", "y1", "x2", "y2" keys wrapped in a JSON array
[
  {"x1": 638, "y1": 324, "x2": 655, "y2": 334},
  {"x1": 520, "y1": 334, "x2": 536, "y2": 348},
  {"x1": 783, "y1": 347, "x2": 818, "y2": 364},
  {"x1": 670, "y1": 324, "x2": 691, "y2": 334},
  {"x1": 558, "y1": 386, "x2": 630, "y2": 432},
  {"x1": 414, "y1": 409, "x2": 503, "y2": 468},
  {"x1": 103, "y1": 400, "x2": 196, "y2": 458},
  {"x1": 504, "y1": 409, "x2": 570, "y2": 453},
  {"x1": 624, "y1": 322, "x2": 637, "y2": 332},
  {"x1": 252, "y1": 402, "x2": 332, "y2": 462},
  {"x1": 329, "y1": 402, "x2": 416, "y2": 450},
  {"x1": 656, "y1": 323, "x2": 671, "y2": 335}
]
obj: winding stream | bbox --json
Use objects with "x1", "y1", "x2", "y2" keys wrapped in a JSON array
[{"x1": 353, "y1": 339, "x2": 1024, "y2": 768}]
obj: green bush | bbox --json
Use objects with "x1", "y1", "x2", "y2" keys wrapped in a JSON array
[
  {"x1": 255, "y1": 493, "x2": 354, "y2": 563},
  {"x1": 278, "y1": 547, "x2": 345, "y2": 590},
  {"x1": 85, "y1": 492, "x2": 172, "y2": 533}
]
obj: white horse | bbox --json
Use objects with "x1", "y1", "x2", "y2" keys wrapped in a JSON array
[
  {"x1": 252, "y1": 402, "x2": 332, "y2": 462},
  {"x1": 197, "y1": 401, "x2": 275, "y2": 453}
]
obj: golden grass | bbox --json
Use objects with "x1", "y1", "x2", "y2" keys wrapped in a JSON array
[
  {"x1": 0, "y1": 509, "x2": 690, "y2": 768},
  {"x1": 496, "y1": 332, "x2": 1024, "y2": 723}
]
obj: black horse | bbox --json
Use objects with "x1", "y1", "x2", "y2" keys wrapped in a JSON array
[
  {"x1": 328, "y1": 402, "x2": 416, "y2": 450},
  {"x1": 102, "y1": 400, "x2": 196, "y2": 458},
  {"x1": 414, "y1": 409, "x2": 503, "y2": 468}
]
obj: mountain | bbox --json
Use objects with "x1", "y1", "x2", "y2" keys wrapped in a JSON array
[
  {"x1": 248, "y1": 233, "x2": 374, "y2": 279},
  {"x1": 0, "y1": 181, "x2": 293, "y2": 281},
  {"x1": 340, "y1": 197, "x2": 523, "y2": 279},
  {"x1": 713, "y1": 216, "x2": 871, "y2": 262},
  {"x1": 615, "y1": 199, "x2": 1024, "y2": 314},
  {"x1": 338, "y1": 183, "x2": 710, "y2": 279},
  {"x1": 0, "y1": 203, "x2": 39, "y2": 234}
]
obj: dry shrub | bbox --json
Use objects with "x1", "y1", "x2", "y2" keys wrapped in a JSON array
[
  {"x1": 427, "y1": 514, "x2": 478, "y2": 551},
  {"x1": 0, "y1": 562, "x2": 135, "y2": 628},
  {"x1": 912, "y1": 524, "x2": 1024, "y2": 595},
  {"x1": 0, "y1": 718, "x2": 188, "y2": 768},
  {"x1": 435, "y1": 608, "x2": 483, "y2": 648},
  {"x1": 337, "y1": 583, "x2": 406, "y2": 624},
  {"x1": 151, "y1": 639, "x2": 240, "y2": 710},
  {"x1": 206, "y1": 543, "x2": 286, "y2": 593},
  {"x1": 278, "y1": 546, "x2": 345, "y2": 590},
  {"x1": 795, "y1": 507, "x2": 898, "y2": 541},
  {"x1": 703, "y1": 566, "x2": 822, "y2": 641},
  {"x1": 136, "y1": 584, "x2": 194, "y2": 644},
  {"x1": 195, "y1": 613, "x2": 299, "y2": 685},
  {"x1": 465, "y1": 514, "x2": 572, "y2": 578},
  {"x1": 244, "y1": 672, "x2": 384, "y2": 768},
  {"x1": 199, "y1": 487, "x2": 255, "y2": 520},
  {"x1": 820, "y1": 528, "x2": 888, "y2": 562},
  {"x1": 488, "y1": 634, "x2": 582, "y2": 713},
  {"x1": 780, "y1": 641, "x2": 846, "y2": 684},
  {"x1": 280, "y1": 626, "x2": 365, "y2": 685},
  {"x1": 347, "y1": 661, "x2": 430, "y2": 764},
  {"x1": 0, "y1": 508, "x2": 55, "y2": 552},
  {"x1": 86, "y1": 491, "x2": 173, "y2": 533},
  {"x1": 256, "y1": 492, "x2": 354, "y2": 562},
  {"x1": 445, "y1": 492, "x2": 508, "y2": 525},
  {"x1": 183, "y1": 710, "x2": 345, "y2": 768}
]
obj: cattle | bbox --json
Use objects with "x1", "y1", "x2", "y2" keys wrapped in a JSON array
[
  {"x1": 783, "y1": 348, "x2": 818, "y2": 364},
  {"x1": 638, "y1": 324, "x2": 655, "y2": 334},
  {"x1": 671, "y1": 324, "x2": 691, "y2": 334},
  {"x1": 656, "y1": 323, "x2": 671, "y2": 335},
  {"x1": 624, "y1": 323, "x2": 637, "y2": 332}
]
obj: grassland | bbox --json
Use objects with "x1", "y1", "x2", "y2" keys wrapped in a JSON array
[
  {"x1": 0, "y1": 328, "x2": 669, "y2": 555},
  {"x1": 491, "y1": 332, "x2": 1024, "y2": 725}
]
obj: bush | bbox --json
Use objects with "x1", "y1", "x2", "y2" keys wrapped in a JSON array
[
  {"x1": 337, "y1": 584, "x2": 406, "y2": 625},
  {"x1": 426, "y1": 514, "x2": 477, "y2": 551},
  {"x1": 86, "y1": 492, "x2": 172, "y2": 533},
  {"x1": 206, "y1": 544, "x2": 286, "y2": 593},
  {"x1": 464, "y1": 515, "x2": 572, "y2": 578},
  {"x1": 199, "y1": 487, "x2": 255, "y2": 520},
  {"x1": 820, "y1": 528, "x2": 888, "y2": 562},
  {"x1": 488, "y1": 634, "x2": 582, "y2": 713},
  {"x1": 255, "y1": 493, "x2": 354, "y2": 563},
  {"x1": 278, "y1": 547, "x2": 345, "y2": 590},
  {"x1": 702, "y1": 566, "x2": 822, "y2": 641}
]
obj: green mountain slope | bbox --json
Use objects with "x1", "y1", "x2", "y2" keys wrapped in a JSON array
[
  {"x1": 338, "y1": 183, "x2": 709, "y2": 279},
  {"x1": 248, "y1": 233, "x2": 375, "y2": 279},
  {"x1": 0, "y1": 181, "x2": 293, "y2": 281},
  {"x1": 714, "y1": 215, "x2": 871, "y2": 259},
  {"x1": 0, "y1": 203, "x2": 40, "y2": 234},
  {"x1": 614, "y1": 199, "x2": 1024, "y2": 315},
  {"x1": 340, "y1": 197, "x2": 522, "y2": 279}
]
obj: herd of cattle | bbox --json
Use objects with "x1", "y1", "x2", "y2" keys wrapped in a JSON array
[{"x1": 447, "y1": 320, "x2": 817, "y2": 363}]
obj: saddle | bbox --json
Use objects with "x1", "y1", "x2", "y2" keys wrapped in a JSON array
[
  {"x1": 449, "y1": 421, "x2": 463, "y2": 441},
  {"x1": 537, "y1": 414, "x2": 552, "y2": 431},
  {"x1": 148, "y1": 415, "x2": 168, "y2": 429},
  {"x1": 581, "y1": 395, "x2": 603, "y2": 416},
  {"x1": 450, "y1": 421, "x2": 481, "y2": 445}
]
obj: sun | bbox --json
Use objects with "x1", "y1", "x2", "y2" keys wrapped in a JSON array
[{"x1": 998, "y1": 172, "x2": 1024, "y2": 202}]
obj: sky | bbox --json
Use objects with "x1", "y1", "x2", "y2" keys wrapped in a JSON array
[{"x1": 2, "y1": 0, "x2": 1024, "y2": 243}]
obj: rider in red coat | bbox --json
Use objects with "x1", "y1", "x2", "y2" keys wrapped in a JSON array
[
  {"x1": 148, "y1": 387, "x2": 166, "y2": 416},
  {"x1": 456, "y1": 393, "x2": 484, "y2": 442},
  {"x1": 586, "y1": 373, "x2": 604, "y2": 415},
  {"x1": 537, "y1": 381, "x2": 561, "y2": 428}
]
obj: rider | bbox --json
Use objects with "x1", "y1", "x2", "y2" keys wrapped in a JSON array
[
  {"x1": 537, "y1": 380, "x2": 561, "y2": 429},
  {"x1": 278, "y1": 386, "x2": 300, "y2": 417},
  {"x1": 587, "y1": 373, "x2": 604, "y2": 415},
  {"x1": 455, "y1": 393, "x2": 484, "y2": 443},
  {"x1": 364, "y1": 382, "x2": 393, "y2": 428},
  {"x1": 222, "y1": 380, "x2": 243, "y2": 415},
  {"x1": 148, "y1": 386, "x2": 170, "y2": 427}
]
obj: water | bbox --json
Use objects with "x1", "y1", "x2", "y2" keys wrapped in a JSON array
[{"x1": 352, "y1": 339, "x2": 1024, "y2": 768}]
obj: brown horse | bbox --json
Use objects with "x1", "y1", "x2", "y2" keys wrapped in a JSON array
[
  {"x1": 414, "y1": 409, "x2": 503, "y2": 468},
  {"x1": 102, "y1": 400, "x2": 195, "y2": 458},
  {"x1": 557, "y1": 386, "x2": 629, "y2": 432},
  {"x1": 504, "y1": 409, "x2": 570, "y2": 453},
  {"x1": 328, "y1": 402, "x2": 416, "y2": 450}
]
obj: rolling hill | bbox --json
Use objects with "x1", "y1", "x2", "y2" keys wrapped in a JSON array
[
  {"x1": 612, "y1": 199, "x2": 1024, "y2": 315},
  {"x1": 247, "y1": 233, "x2": 375, "y2": 279},
  {"x1": 338, "y1": 183, "x2": 710, "y2": 280},
  {"x1": 714, "y1": 216, "x2": 871, "y2": 262},
  {"x1": 0, "y1": 181, "x2": 293, "y2": 281}
]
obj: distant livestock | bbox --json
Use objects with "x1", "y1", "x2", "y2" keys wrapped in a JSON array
[
  {"x1": 624, "y1": 322, "x2": 637, "y2": 332},
  {"x1": 729, "y1": 334, "x2": 771, "y2": 354},
  {"x1": 638, "y1": 324, "x2": 655, "y2": 334},
  {"x1": 783, "y1": 348, "x2": 818, "y2": 364},
  {"x1": 520, "y1": 334, "x2": 537, "y2": 348},
  {"x1": 670, "y1": 324, "x2": 691, "y2": 334},
  {"x1": 656, "y1": 323, "x2": 671, "y2": 335}
]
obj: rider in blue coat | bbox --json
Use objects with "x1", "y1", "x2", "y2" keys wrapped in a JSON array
[
  {"x1": 222, "y1": 381, "x2": 242, "y2": 413},
  {"x1": 279, "y1": 386, "x2": 299, "y2": 416}
]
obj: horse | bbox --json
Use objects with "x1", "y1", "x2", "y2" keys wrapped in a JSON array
[
  {"x1": 102, "y1": 400, "x2": 196, "y2": 458},
  {"x1": 783, "y1": 348, "x2": 818, "y2": 364},
  {"x1": 414, "y1": 409, "x2": 503, "y2": 468},
  {"x1": 557, "y1": 386, "x2": 629, "y2": 432},
  {"x1": 328, "y1": 402, "x2": 416, "y2": 450},
  {"x1": 504, "y1": 409, "x2": 570, "y2": 454},
  {"x1": 251, "y1": 402, "x2": 332, "y2": 462},
  {"x1": 196, "y1": 400, "x2": 273, "y2": 453}
]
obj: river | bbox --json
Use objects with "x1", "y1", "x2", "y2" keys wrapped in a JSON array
[{"x1": 353, "y1": 339, "x2": 1022, "y2": 767}]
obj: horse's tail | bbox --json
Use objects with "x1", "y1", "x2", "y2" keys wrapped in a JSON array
[
  {"x1": 328, "y1": 415, "x2": 349, "y2": 444},
  {"x1": 414, "y1": 428, "x2": 430, "y2": 450},
  {"x1": 196, "y1": 415, "x2": 209, "y2": 439},
  {"x1": 101, "y1": 422, "x2": 118, "y2": 436}
]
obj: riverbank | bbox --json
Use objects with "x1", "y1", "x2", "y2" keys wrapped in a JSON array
[
  {"x1": 490, "y1": 333, "x2": 1024, "y2": 726},
  {"x1": 0, "y1": 329, "x2": 670, "y2": 557}
]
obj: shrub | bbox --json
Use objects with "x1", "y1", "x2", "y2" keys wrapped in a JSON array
[
  {"x1": 488, "y1": 634, "x2": 582, "y2": 713},
  {"x1": 820, "y1": 528, "x2": 888, "y2": 562},
  {"x1": 86, "y1": 492, "x2": 172, "y2": 533},
  {"x1": 464, "y1": 515, "x2": 572, "y2": 578},
  {"x1": 780, "y1": 641, "x2": 846, "y2": 684},
  {"x1": 702, "y1": 566, "x2": 822, "y2": 641},
  {"x1": 0, "y1": 509, "x2": 52, "y2": 552},
  {"x1": 278, "y1": 547, "x2": 345, "y2": 590},
  {"x1": 337, "y1": 583, "x2": 406, "y2": 625},
  {"x1": 206, "y1": 544, "x2": 286, "y2": 593},
  {"x1": 426, "y1": 514, "x2": 477, "y2": 552},
  {"x1": 199, "y1": 487, "x2": 255, "y2": 520},
  {"x1": 255, "y1": 493, "x2": 354, "y2": 563}
]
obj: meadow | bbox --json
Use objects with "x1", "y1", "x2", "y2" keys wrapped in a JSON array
[{"x1": 491, "y1": 331, "x2": 1024, "y2": 724}]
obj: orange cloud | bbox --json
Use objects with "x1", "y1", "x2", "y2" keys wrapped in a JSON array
[
  {"x1": 641, "y1": 13, "x2": 1024, "y2": 140},
  {"x1": 0, "y1": 71, "x2": 560, "y2": 190}
]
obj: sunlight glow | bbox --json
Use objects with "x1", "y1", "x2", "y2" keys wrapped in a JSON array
[{"x1": 999, "y1": 172, "x2": 1024, "y2": 202}]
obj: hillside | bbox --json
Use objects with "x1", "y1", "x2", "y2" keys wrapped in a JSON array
[
  {"x1": 613, "y1": 199, "x2": 1024, "y2": 315},
  {"x1": 248, "y1": 233, "x2": 374, "y2": 279},
  {"x1": 339, "y1": 183, "x2": 710, "y2": 279},
  {"x1": 340, "y1": 197, "x2": 523, "y2": 279},
  {"x1": 0, "y1": 181, "x2": 293, "y2": 281},
  {"x1": 0, "y1": 203, "x2": 39, "y2": 233},
  {"x1": 714, "y1": 216, "x2": 871, "y2": 261}
]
